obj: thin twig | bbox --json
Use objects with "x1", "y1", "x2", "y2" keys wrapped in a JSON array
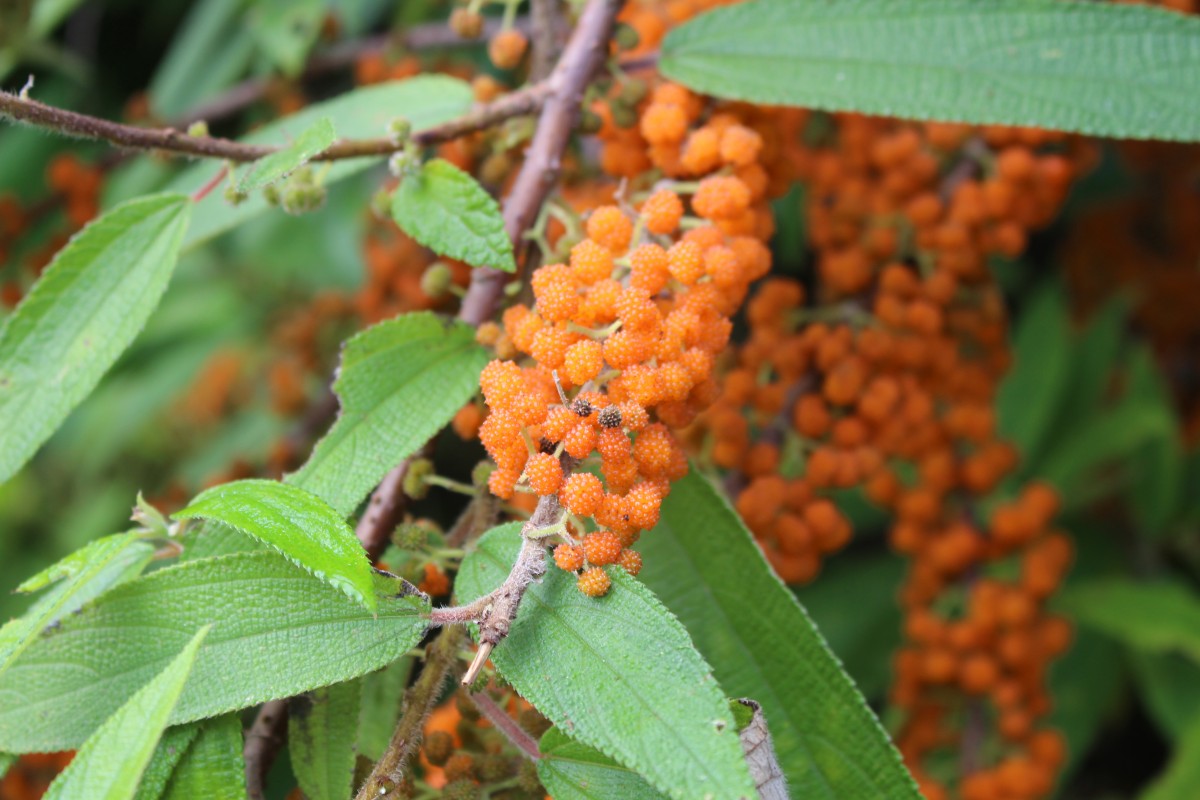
[
  {"x1": 355, "y1": 626, "x2": 467, "y2": 799},
  {"x1": 470, "y1": 691, "x2": 542, "y2": 761}
]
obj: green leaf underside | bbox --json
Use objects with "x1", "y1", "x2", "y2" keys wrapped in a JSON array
[
  {"x1": 132, "y1": 725, "x2": 201, "y2": 800},
  {"x1": 391, "y1": 158, "x2": 516, "y2": 272},
  {"x1": 356, "y1": 659, "x2": 413, "y2": 761},
  {"x1": 41, "y1": 627, "x2": 208, "y2": 800},
  {"x1": 239, "y1": 116, "x2": 336, "y2": 192},
  {"x1": 0, "y1": 193, "x2": 191, "y2": 485},
  {"x1": 175, "y1": 479, "x2": 376, "y2": 611},
  {"x1": 170, "y1": 77, "x2": 474, "y2": 249},
  {"x1": 0, "y1": 532, "x2": 155, "y2": 680},
  {"x1": 536, "y1": 728, "x2": 669, "y2": 800},
  {"x1": 661, "y1": 0, "x2": 1200, "y2": 141},
  {"x1": 0, "y1": 552, "x2": 428, "y2": 751},
  {"x1": 289, "y1": 681, "x2": 360, "y2": 800},
  {"x1": 637, "y1": 470, "x2": 920, "y2": 799},
  {"x1": 1142, "y1": 714, "x2": 1200, "y2": 800},
  {"x1": 287, "y1": 312, "x2": 490, "y2": 517},
  {"x1": 161, "y1": 715, "x2": 246, "y2": 800},
  {"x1": 1062, "y1": 580, "x2": 1200, "y2": 663},
  {"x1": 456, "y1": 524, "x2": 756, "y2": 800}
]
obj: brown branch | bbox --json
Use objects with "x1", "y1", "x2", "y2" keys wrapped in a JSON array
[
  {"x1": 0, "y1": 80, "x2": 550, "y2": 164},
  {"x1": 470, "y1": 690, "x2": 542, "y2": 761},
  {"x1": 244, "y1": 698, "x2": 288, "y2": 800},
  {"x1": 355, "y1": 625, "x2": 467, "y2": 800},
  {"x1": 459, "y1": 0, "x2": 622, "y2": 325}
]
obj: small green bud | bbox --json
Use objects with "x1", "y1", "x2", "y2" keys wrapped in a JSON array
[
  {"x1": 402, "y1": 458, "x2": 435, "y2": 500},
  {"x1": 388, "y1": 150, "x2": 420, "y2": 178},
  {"x1": 370, "y1": 188, "x2": 392, "y2": 219},
  {"x1": 612, "y1": 22, "x2": 641, "y2": 52},
  {"x1": 517, "y1": 760, "x2": 543, "y2": 794},
  {"x1": 576, "y1": 108, "x2": 603, "y2": 135},
  {"x1": 611, "y1": 100, "x2": 638, "y2": 130},
  {"x1": 619, "y1": 77, "x2": 648, "y2": 106},
  {"x1": 478, "y1": 152, "x2": 512, "y2": 186},
  {"x1": 392, "y1": 523, "x2": 430, "y2": 551},
  {"x1": 471, "y1": 461, "x2": 496, "y2": 488},
  {"x1": 387, "y1": 116, "x2": 412, "y2": 144},
  {"x1": 131, "y1": 492, "x2": 169, "y2": 537},
  {"x1": 263, "y1": 184, "x2": 281, "y2": 206},
  {"x1": 502, "y1": 280, "x2": 522, "y2": 298},
  {"x1": 440, "y1": 779, "x2": 478, "y2": 800},
  {"x1": 477, "y1": 753, "x2": 514, "y2": 783},
  {"x1": 186, "y1": 120, "x2": 210, "y2": 138},
  {"x1": 223, "y1": 185, "x2": 248, "y2": 206},
  {"x1": 423, "y1": 730, "x2": 455, "y2": 767},
  {"x1": 420, "y1": 262, "x2": 455, "y2": 299}
]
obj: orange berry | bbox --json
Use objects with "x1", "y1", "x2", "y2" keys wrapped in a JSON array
[
  {"x1": 560, "y1": 472, "x2": 604, "y2": 517},
  {"x1": 680, "y1": 127, "x2": 721, "y2": 174},
  {"x1": 586, "y1": 206, "x2": 633, "y2": 253},
  {"x1": 488, "y1": 29, "x2": 528, "y2": 70},
  {"x1": 583, "y1": 530, "x2": 623, "y2": 566},
  {"x1": 629, "y1": 243, "x2": 670, "y2": 293},
  {"x1": 526, "y1": 452, "x2": 563, "y2": 496},
  {"x1": 639, "y1": 102, "x2": 688, "y2": 145},
  {"x1": 692, "y1": 176, "x2": 751, "y2": 221},
  {"x1": 718, "y1": 124, "x2": 763, "y2": 167},
  {"x1": 640, "y1": 189, "x2": 684, "y2": 235},
  {"x1": 553, "y1": 543, "x2": 584, "y2": 572},
  {"x1": 617, "y1": 548, "x2": 642, "y2": 576},
  {"x1": 667, "y1": 240, "x2": 705, "y2": 285},
  {"x1": 624, "y1": 482, "x2": 662, "y2": 530},
  {"x1": 577, "y1": 566, "x2": 611, "y2": 597},
  {"x1": 562, "y1": 420, "x2": 598, "y2": 459},
  {"x1": 564, "y1": 339, "x2": 604, "y2": 385},
  {"x1": 570, "y1": 238, "x2": 616, "y2": 284}
]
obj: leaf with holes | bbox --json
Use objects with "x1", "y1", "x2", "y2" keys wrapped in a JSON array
[
  {"x1": 661, "y1": 0, "x2": 1200, "y2": 141},
  {"x1": 175, "y1": 479, "x2": 376, "y2": 610},
  {"x1": 0, "y1": 193, "x2": 191, "y2": 485},
  {"x1": 0, "y1": 552, "x2": 427, "y2": 752},
  {"x1": 456, "y1": 523, "x2": 755, "y2": 800},
  {"x1": 392, "y1": 158, "x2": 515, "y2": 272}
]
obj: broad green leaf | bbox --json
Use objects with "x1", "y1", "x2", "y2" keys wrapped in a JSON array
[
  {"x1": 356, "y1": 658, "x2": 414, "y2": 761},
  {"x1": 41, "y1": 627, "x2": 208, "y2": 800},
  {"x1": 132, "y1": 725, "x2": 201, "y2": 800},
  {"x1": 178, "y1": 520, "x2": 265, "y2": 562},
  {"x1": 161, "y1": 715, "x2": 246, "y2": 800},
  {"x1": 249, "y1": 0, "x2": 324, "y2": 77},
  {"x1": 239, "y1": 117, "x2": 336, "y2": 192},
  {"x1": 1142, "y1": 714, "x2": 1200, "y2": 800},
  {"x1": 1125, "y1": 346, "x2": 1186, "y2": 535},
  {"x1": 536, "y1": 728, "x2": 669, "y2": 800},
  {"x1": 661, "y1": 0, "x2": 1200, "y2": 141},
  {"x1": 1061, "y1": 580, "x2": 1200, "y2": 664},
  {"x1": 391, "y1": 158, "x2": 516, "y2": 272},
  {"x1": 0, "y1": 193, "x2": 191, "y2": 484},
  {"x1": 288, "y1": 312, "x2": 490, "y2": 517},
  {"x1": 147, "y1": 0, "x2": 254, "y2": 119},
  {"x1": 997, "y1": 284, "x2": 1072, "y2": 471},
  {"x1": 0, "y1": 552, "x2": 428, "y2": 751},
  {"x1": 792, "y1": 552, "x2": 904, "y2": 699},
  {"x1": 0, "y1": 532, "x2": 155, "y2": 680},
  {"x1": 638, "y1": 471, "x2": 919, "y2": 799},
  {"x1": 30, "y1": 0, "x2": 87, "y2": 37},
  {"x1": 1130, "y1": 651, "x2": 1200, "y2": 742},
  {"x1": 170, "y1": 77, "x2": 474, "y2": 249},
  {"x1": 175, "y1": 479, "x2": 376, "y2": 611},
  {"x1": 289, "y1": 681, "x2": 361, "y2": 800},
  {"x1": 456, "y1": 524, "x2": 756, "y2": 800}
]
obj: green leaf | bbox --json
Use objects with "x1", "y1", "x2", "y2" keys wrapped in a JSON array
[
  {"x1": 289, "y1": 681, "x2": 361, "y2": 800},
  {"x1": 30, "y1": 0, "x2": 87, "y2": 37},
  {"x1": 0, "y1": 752, "x2": 14, "y2": 780},
  {"x1": 638, "y1": 470, "x2": 919, "y2": 799},
  {"x1": 356, "y1": 658, "x2": 414, "y2": 761},
  {"x1": 248, "y1": 0, "x2": 324, "y2": 77},
  {"x1": 0, "y1": 532, "x2": 155, "y2": 680},
  {"x1": 0, "y1": 552, "x2": 428, "y2": 751},
  {"x1": 1061, "y1": 580, "x2": 1200, "y2": 663},
  {"x1": 288, "y1": 312, "x2": 490, "y2": 517},
  {"x1": 456, "y1": 524, "x2": 756, "y2": 800},
  {"x1": 161, "y1": 715, "x2": 246, "y2": 800},
  {"x1": 147, "y1": 0, "x2": 254, "y2": 119},
  {"x1": 132, "y1": 725, "x2": 201, "y2": 800},
  {"x1": 171, "y1": 77, "x2": 474, "y2": 249},
  {"x1": 391, "y1": 158, "x2": 516, "y2": 272},
  {"x1": 1142, "y1": 714, "x2": 1200, "y2": 800},
  {"x1": 536, "y1": 728, "x2": 669, "y2": 800},
  {"x1": 1125, "y1": 346, "x2": 1186, "y2": 535},
  {"x1": 41, "y1": 627, "x2": 208, "y2": 800},
  {"x1": 175, "y1": 479, "x2": 376, "y2": 611},
  {"x1": 1130, "y1": 651, "x2": 1200, "y2": 742},
  {"x1": 996, "y1": 284, "x2": 1072, "y2": 470},
  {"x1": 0, "y1": 193, "x2": 191, "y2": 485},
  {"x1": 1048, "y1": 627, "x2": 1124, "y2": 778},
  {"x1": 239, "y1": 117, "x2": 336, "y2": 192},
  {"x1": 661, "y1": 0, "x2": 1200, "y2": 141}
]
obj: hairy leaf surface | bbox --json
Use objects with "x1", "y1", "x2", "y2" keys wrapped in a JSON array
[
  {"x1": 536, "y1": 728, "x2": 668, "y2": 800},
  {"x1": 289, "y1": 681, "x2": 360, "y2": 800},
  {"x1": 239, "y1": 116, "x2": 336, "y2": 191},
  {"x1": 161, "y1": 715, "x2": 246, "y2": 800}
]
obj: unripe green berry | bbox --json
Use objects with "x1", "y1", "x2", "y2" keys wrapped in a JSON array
[
  {"x1": 424, "y1": 730, "x2": 455, "y2": 767},
  {"x1": 612, "y1": 22, "x2": 641, "y2": 51},
  {"x1": 421, "y1": 262, "x2": 455, "y2": 299},
  {"x1": 402, "y1": 458, "x2": 434, "y2": 500},
  {"x1": 387, "y1": 116, "x2": 412, "y2": 144},
  {"x1": 186, "y1": 120, "x2": 210, "y2": 137}
]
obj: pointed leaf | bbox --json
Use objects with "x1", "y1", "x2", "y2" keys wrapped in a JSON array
[
  {"x1": 171, "y1": 77, "x2": 474, "y2": 249},
  {"x1": 391, "y1": 158, "x2": 515, "y2": 272},
  {"x1": 287, "y1": 312, "x2": 490, "y2": 517},
  {"x1": 0, "y1": 552, "x2": 429, "y2": 751},
  {"x1": 536, "y1": 728, "x2": 669, "y2": 800},
  {"x1": 637, "y1": 470, "x2": 920, "y2": 799},
  {"x1": 0, "y1": 193, "x2": 191, "y2": 484},
  {"x1": 132, "y1": 725, "x2": 201, "y2": 800},
  {"x1": 661, "y1": 0, "x2": 1200, "y2": 141},
  {"x1": 456, "y1": 524, "x2": 756, "y2": 800},
  {"x1": 239, "y1": 116, "x2": 336, "y2": 192},
  {"x1": 0, "y1": 532, "x2": 155, "y2": 680},
  {"x1": 1061, "y1": 579, "x2": 1200, "y2": 664},
  {"x1": 289, "y1": 681, "x2": 361, "y2": 800},
  {"x1": 357, "y1": 659, "x2": 414, "y2": 761},
  {"x1": 175, "y1": 479, "x2": 376, "y2": 610},
  {"x1": 41, "y1": 626, "x2": 209, "y2": 800},
  {"x1": 161, "y1": 715, "x2": 246, "y2": 800}
]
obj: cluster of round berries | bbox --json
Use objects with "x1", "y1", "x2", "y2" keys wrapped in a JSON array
[{"x1": 476, "y1": 179, "x2": 771, "y2": 595}]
